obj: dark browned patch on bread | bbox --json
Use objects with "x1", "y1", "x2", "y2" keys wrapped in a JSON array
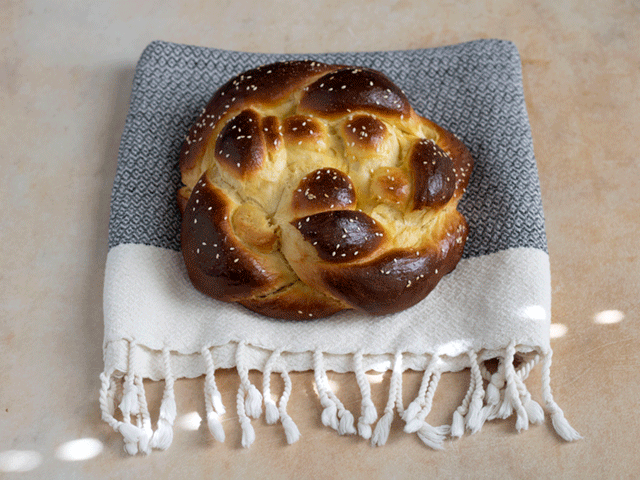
[
  {"x1": 320, "y1": 213, "x2": 468, "y2": 314},
  {"x1": 409, "y1": 139, "x2": 456, "y2": 210},
  {"x1": 179, "y1": 60, "x2": 337, "y2": 175},
  {"x1": 182, "y1": 174, "x2": 274, "y2": 300},
  {"x1": 292, "y1": 168, "x2": 356, "y2": 216},
  {"x1": 215, "y1": 109, "x2": 265, "y2": 177},
  {"x1": 343, "y1": 114, "x2": 388, "y2": 150},
  {"x1": 283, "y1": 115, "x2": 325, "y2": 146},
  {"x1": 300, "y1": 67, "x2": 411, "y2": 118},
  {"x1": 293, "y1": 210, "x2": 384, "y2": 263}
]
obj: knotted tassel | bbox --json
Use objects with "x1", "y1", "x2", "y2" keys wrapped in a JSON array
[
  {"x1": 403, "y1": 355, "x2": 439, "y2": 424},
  {"x1": 451, "y1": 367, "x2": 475, "y2": 438},
  {"x1": 237, "y1": 384, "x2": 255, "y2": 448},
  {"x1": 502, "y1": 343, "x2": 529, "y2": 432},
  {"x1": 99, "y1": 368, "x2": 146, "y2": 456},
  {"x1": 150, "y1": 348, "x2": 177, "y2": 451},
  {"x1": 404, "y1": 368, "x2": 449, "y2": 450},
  {"x1": 481, "y1": 360, "x2": 505, "y2": 423},
  {"x1": 201, "y1": 347, "x2": 225, "y2": 442},
  {"x1": 263, "y1": 349, "x2": 282, "y2": 425},
  {"x1": 119, "y1": 341, "x2": 147, "y2": 455},
  {"x1": 541, "y1": 350, "x2": 582, "y2": 441},
  {"x1": 372, "y1": 351, "x2": 403, "y2": 447},
  {"x1": 134, "y1": 375, "x2": 152, "y2": 455},
  {"x1": 416, "y1": 424, "x2": 451, "y2": 451},
  {"x1": 354, "y1": 351, "x2": 377, "y2": 439},
  {"x1": 313, "y1": 350, "x2": 339, "y2": 431},
  {"x1": 279, "y1": 368, "x2": 301, "y2": 444},
  {"x1": 515, "y1": 356, "x2": 545, "y2": 426},
  {"x1": 337, "y1": 408, "x2": 356, "y2": 436},
  {"x1": 237, "y1": 341, "x2": 262, "y2": 419},
  {"x1": 465, "y1": 350, "x2": 486, "y2": 434}
]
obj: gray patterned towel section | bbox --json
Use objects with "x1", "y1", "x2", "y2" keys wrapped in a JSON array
[{"x1": 101, "y1": 39, "x2": 579, "y2": 455}]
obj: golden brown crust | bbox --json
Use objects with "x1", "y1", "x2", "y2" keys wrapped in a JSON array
[{"x1": 178, "y1": 60, "x2": 474, "y2": 319}]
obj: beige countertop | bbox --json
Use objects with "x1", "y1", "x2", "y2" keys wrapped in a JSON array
[{"x1": 2, "y1": 1, "x2": 639, "y2": 478}]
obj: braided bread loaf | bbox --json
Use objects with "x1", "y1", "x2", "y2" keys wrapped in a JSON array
[{"x1": 177, "y1": 60, "x2": 473, "y2": 320}]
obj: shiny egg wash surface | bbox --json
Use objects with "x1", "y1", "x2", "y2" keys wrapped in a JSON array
[{"x1": 178, "y1": 60, "x2": 473, "y2": 319}]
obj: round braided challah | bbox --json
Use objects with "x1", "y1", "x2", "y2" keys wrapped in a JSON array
[{"x1": 177, "y1": 60, "x2": 473, "y2": 320}]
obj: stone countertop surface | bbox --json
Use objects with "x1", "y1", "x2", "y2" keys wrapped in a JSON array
[{"x1": 1, "y1": 1, "x2": 638, "y2": 478}]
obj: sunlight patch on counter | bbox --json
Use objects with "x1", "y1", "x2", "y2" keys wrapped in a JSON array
[
  {"x1": 176, "y1": 411, "x2": 202, "y2": 431},
  {"x1": 0, "y1": 450, "x2": 42, "y2": 472},
  {"x1": 549, "y1": 323, "x2": 568, "y2": 339},
  {"x1": 594, "y1": 310, "x2": 625, "y2": 325},
  {"x1": 56, "y1": 438, "x2": 103, "y2": 462}
]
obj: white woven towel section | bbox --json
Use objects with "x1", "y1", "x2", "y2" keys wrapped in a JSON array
[{"x1": 100, "y1": 245, "x2": 581, "y2": 452}]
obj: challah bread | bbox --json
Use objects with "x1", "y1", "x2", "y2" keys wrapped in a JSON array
[{"x1": 178, "y1": 60, "x2": 473, "y2": 320}]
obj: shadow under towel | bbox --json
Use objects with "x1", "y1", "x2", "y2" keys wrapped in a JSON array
[{"x1": 101, "y1": 39, "x2": 580, "y2": 454}]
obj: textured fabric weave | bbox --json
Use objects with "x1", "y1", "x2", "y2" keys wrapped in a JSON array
[
  {"x1": 100, "y1": 40, "x2": 580, "y2": 454},
  {"x1": 108, "y1": 39, "x2": 547, "y2": 257}
]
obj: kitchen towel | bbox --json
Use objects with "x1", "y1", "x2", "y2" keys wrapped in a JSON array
[{"x1": 101, "y1": 39, "x2": 580, "y2": 454}]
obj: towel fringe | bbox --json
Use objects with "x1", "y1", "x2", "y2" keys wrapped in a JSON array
[
  {"x1": 149, "y1": 347, "x2": 176, "y2": 451},
  {"x1": 541, "y1": 350, "x2": 582, "y2": 441},
  {"x1": 313, "y1": 349, "x2": 339, "y2": 431},
  {"x1": 371, "y1": 351, "x2": 403, "y2": 447},
  {"x1": 404, "y1": 368, "x2": 450, "y2": 450},
  {"x1": 278, "y1": 368, "x2": 301, "y2": 444},
  {"x1": 119, "y1": 341, "x2": 152, "y2": 455},
  {"x1": 503, "y1": 343, "x2": 529, "y2": 431},
  {"x1": 102, "y1": 343, "x2": 580, "y2": 453},
  {"x1": 263, "y1": 349, "x2": 282, "y2": 425},
  {"x1": 465, "y1": 350, "x2": 486, "y2": 434},
  {"x1": 134, "y1": 375, "x2": 153, "y2": 454},
  {"x1": 202, "y1": 347, "x2": 225, "y2": 443},
  {"x1": 402, "y1": 354, "x2": 438, "y2": 424},
  {"x1": 354, "y1": 351, "x2": 378, "y2": 439},
  {"x1": 237, "y1": 341, "x2": 262, "y2": 420},
  {"x1": 99, "y1": 368, "x2": 145, "y2": 456},
  {"x1": 237, "y1": 383, "x2": 256, "y2": 448}
]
